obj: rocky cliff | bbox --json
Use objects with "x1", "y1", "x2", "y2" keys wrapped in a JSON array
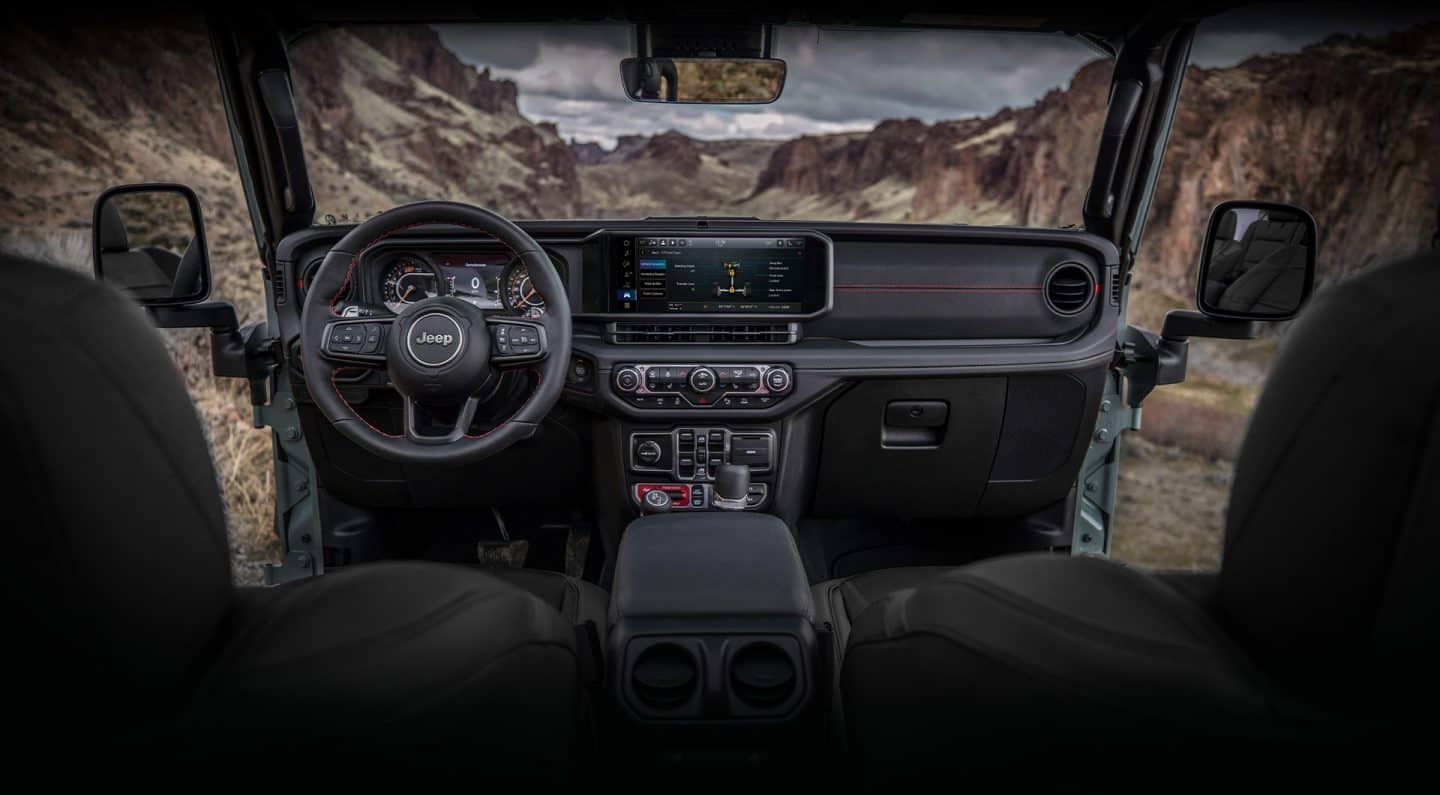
[
  {"x1": 288, "y1": 25, "x2": 580, "y2": 220},
  {"x1": 743, "y1": 58, "x2": 1114, "y2": 227},
  {"x1": 1139, "y1": 26, "x2": 1440, "y2": 295}
]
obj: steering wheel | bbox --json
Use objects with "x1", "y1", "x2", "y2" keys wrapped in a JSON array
[{"x1": 300, "y1": 201, "x2": 572, "y2": 465}]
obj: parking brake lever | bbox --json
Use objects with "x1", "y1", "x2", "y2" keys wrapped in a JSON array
[{"x1": 713, "y1": 464, "x2": 751, "y2": 511}]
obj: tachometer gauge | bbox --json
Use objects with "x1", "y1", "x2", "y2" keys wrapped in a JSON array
[
  {"x1": 381, "y1": 258, "x2": 442, "y2": 313},
  {"x1": 503, "y1": 262, "x2": 547, "y2": 318}
]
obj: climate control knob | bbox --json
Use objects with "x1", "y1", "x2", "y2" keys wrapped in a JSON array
[
  {"x1": 764, "y1": 366, "x2": 792, "y2": 393},
  {"x1": 689, "y1": 366, "x2": 717, "y2": 393},
  {"x1": 615, "y1": 366, "x2": 642, "y2": 393}
]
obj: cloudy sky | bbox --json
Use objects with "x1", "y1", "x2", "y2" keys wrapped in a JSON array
[{"x1": 436, "y1": 3, "x2": 1434, "y2": 148}]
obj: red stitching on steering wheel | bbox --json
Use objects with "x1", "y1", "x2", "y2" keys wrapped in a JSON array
[
  {"x1": 466, "y1": 370, "x2": 542, "y2": 439},
  {"x1": 331, "y1": 366, "x2": 402, "y2": 439}
]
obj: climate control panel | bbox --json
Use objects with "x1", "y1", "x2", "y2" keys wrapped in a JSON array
[{"x1": 612, "y1": 363, "x2": 793, "y2": 409}]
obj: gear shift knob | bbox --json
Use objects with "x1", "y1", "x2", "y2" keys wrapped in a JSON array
[
  {"x1": 714, "y1": 464, "x2": 750, "y2": 510},
  {"x1": 642, "y1": 488, "x2": 672, "y2": 514}
]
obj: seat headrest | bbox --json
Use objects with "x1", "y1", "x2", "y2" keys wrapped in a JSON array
[
  {"x1": 1215, "y1": 210, "x2": 1237, "y2": 241},
  {"x1": 98, "y1": 200, "x2": 129, "y2": 252},
  {"x1": 1219, "y1": 251, "x2": 1440, "y2": 701}
]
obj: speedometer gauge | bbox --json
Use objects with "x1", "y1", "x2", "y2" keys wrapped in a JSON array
[
  {"x1": 381, "y1": 258, "x2": 441, "y2": 313},
  {"x1": 503, "y1": 263, "x2": 547, "y2": 318}
]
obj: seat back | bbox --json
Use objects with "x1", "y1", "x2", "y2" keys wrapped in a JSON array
[
  {"x1": 0, "y1": 256, "x2": 233, "y2": 730},
  {"x1": 1220, "y1": 252, "x2": 1440, "y2": 703}
]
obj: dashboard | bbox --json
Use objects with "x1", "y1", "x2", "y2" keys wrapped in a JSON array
[{"x1": 275, "y1": 219, "x2": 1123, "y2": 522}]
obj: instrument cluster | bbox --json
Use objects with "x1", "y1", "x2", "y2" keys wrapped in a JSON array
[{"x1": 374, "y1": 249, "x2": 561, "y2": 319}]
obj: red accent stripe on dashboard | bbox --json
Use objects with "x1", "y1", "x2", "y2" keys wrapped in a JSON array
[{"x1": 836, "y1": 284, "x2": 1042, "y2": 293}]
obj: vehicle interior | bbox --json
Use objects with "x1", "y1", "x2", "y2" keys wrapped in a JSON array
[{"x1": 3, "y1": 1, "x2": 1436, "y2": 780}]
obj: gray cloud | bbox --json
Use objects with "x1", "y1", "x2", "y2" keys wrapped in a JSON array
[{"x1": 435, "y1": 4, "x2": 1434, "y2": 148}]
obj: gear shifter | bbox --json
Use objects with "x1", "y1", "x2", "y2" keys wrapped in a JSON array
[
  {"x1": 713, "y1": 464, "x2": 751, "y2": 510},
  {"x1": 641, "y1": 488, "x2": 672, "y2": 514}
]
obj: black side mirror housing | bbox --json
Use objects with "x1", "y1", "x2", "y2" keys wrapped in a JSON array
[
  {"x1": 1194, "y1": 199, "x2": 1317, "y2": 321},
  {"x1": 1128, "y1": 200, "x2": 1319, "y2": 407},
  {"x1": 92, "y1": 182, "x2": 212, "y2": 306}
]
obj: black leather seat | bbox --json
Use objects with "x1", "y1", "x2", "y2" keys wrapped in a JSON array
[
  {"x1": 0, "y1": 255, "x2": 602, "y2": 757},
  {"x1": 836, "y1": 252, "x2": 1440, "y2": 762}
]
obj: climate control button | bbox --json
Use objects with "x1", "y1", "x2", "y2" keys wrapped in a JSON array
[
  {"x1": 764, "y1": 367, "x2": 792, "y2": 393},
  {"x1": 689, "y1": 367, "x2": 717, "y2": 392},
  {"x1": 615, "y1": 366, "x2": 641, "y2": 392}
]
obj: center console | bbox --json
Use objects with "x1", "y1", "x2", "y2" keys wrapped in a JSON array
[{"x1": 609, "y1": 513, "x2": 818, "y2": 728}]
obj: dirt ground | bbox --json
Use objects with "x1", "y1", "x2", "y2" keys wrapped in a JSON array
[{"x1": 1111, "y1": 435, "x2": 1231, "y2": 571}]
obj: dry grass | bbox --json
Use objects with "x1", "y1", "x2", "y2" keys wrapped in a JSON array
[
  {"x1": 1111, "y1": 435, "x2": 1230, "y2": 571},
  {"x1": 1137, "y1": 387, "x2": 1251, "y2": 461}
]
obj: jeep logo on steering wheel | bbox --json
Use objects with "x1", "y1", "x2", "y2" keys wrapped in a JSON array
[{"x1": 406, "y1": 313, "x2": 464, "y2": 367}]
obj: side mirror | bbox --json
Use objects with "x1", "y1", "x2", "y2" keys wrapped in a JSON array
[
  {"x1": 1195, "y1": 199, "x2": 1317, "y2": 321},
  {"x1": 92, "y1": 183, "x2": 211, "y2": 306},
  {"x1": 620, "y1": 57, "x2": 787, "y2": 104},
  {"x1": 1134, "y1": 200, "x2": 1319, "y2": 408}
]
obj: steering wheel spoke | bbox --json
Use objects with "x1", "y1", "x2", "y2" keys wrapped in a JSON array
[
  {"x1": 403, "y1": 394, "x2": 481, "y2": 444},
  {"x1": 321, "y1": 316, "x2": 393, "y2": 366},
  {"x1": 487, "y1": 316, "x2": 549, "y2": 366}
]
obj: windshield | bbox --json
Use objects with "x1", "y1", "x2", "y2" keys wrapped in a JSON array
[{"x1": 287, "y1": 24, "x2": 1111, "y2": 226}]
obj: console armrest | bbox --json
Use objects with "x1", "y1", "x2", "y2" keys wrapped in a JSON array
[{"x1": 613, "y1": 513, "x2": 813, "y2": 623}]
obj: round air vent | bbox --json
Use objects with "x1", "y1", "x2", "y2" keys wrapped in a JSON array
[
  {"x1": 299, "y1": 257, "x2": 353, "y2": 303},
  {"x1": 729, "y1": 642, "x2": 797, "y2": 707},
  {"x1": 631, "y1": 643, "x2": 699, "y2": 709},
  {"x1": 1043, "y1": 262, "x2": 1096, "y2": 316}
]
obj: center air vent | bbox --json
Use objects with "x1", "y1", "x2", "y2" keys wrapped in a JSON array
[
  {"x1": 1043, "y1": 262, "x2": 1096, "y2": 316},
  {"x1": 609, "y1": 323, "x2": 798, "y2": 345}
]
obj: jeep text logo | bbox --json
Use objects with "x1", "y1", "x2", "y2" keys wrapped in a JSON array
[{"x1": 406, "y1": 313, "x2": 464, "y2": 367}]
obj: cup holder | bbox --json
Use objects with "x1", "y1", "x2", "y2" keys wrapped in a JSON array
[
  {"x1": 729, "y1": 641, "x2": 797, "y2": 707},
  {"x1": 631, "y1": 642, "x2": 699, "y2": 709}
]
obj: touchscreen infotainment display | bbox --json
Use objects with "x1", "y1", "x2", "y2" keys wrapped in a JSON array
[{"x1": 609, "y1": 235, "x2": 825, "y2": 315}]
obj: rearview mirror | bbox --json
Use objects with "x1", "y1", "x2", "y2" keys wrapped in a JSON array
[
  {"x1": 92, "y1": 183, "x2": 210, "y2": 306},
  {"x1": 620, "y1": 57, "x2": 786, "y2": 104},
  {"x1": 1196, "y1": 200, "x2": 1316, "y2": 321}
]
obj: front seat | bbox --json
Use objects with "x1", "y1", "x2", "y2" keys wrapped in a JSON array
[
  {"x1": 0, "y1": 255, "x2": 599, "y2": 758},
  {"x1": 833, "y1": 251, "x2": 1440, "y2": 761}
]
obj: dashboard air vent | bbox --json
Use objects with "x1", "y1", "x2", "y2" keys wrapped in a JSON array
[
  {"x1": 270, "y1": 265, "x2": 287, "y2": 305},
  {"x1": 1044, "y1": 262, "x2": 1096, "y2": 316},
  {"x1": 609, "y1": 323, "x2": 798, "y2": 345}
]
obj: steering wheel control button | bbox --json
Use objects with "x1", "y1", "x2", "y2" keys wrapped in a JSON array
[
  {"x1": 490, "y1": 323, "x2": 543, "y2": 358},
  {"x1": 405, "y1": 313, "x2": 464, "y2": 368},
  {"x1": 328, "y1": 323, "x2": 367, "y2": 354},
  {"x1": 361, "y1": 324, "x2": 384, "y2": 354}
]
